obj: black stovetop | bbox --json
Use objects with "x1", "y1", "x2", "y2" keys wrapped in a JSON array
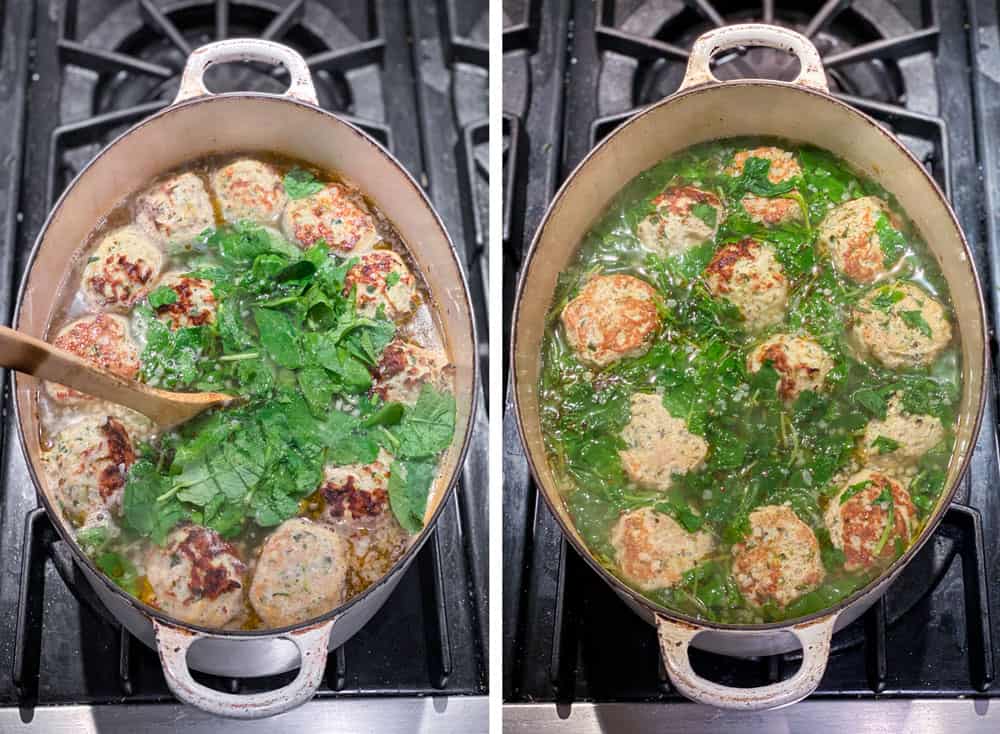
[
  {"x1": 0, "y1": 0, "x2": 488, "y2": 709},
  {"x1": 503, "y1": 0, "x2": 1000, "y2": 702}
]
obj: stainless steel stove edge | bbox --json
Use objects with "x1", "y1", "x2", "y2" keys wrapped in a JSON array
[
  {"x1": 0, "y1": 696, "x2": 487, "y2": 733},
  {"x1": 503, "y1": 699, "x2": 1000, "y2": 733}
]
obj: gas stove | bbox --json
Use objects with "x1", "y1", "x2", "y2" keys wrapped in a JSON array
[
  {"x1": 0, "y1": 1, "x2": 487, "y2": 729},
  {"x1": 503, "y1": 0, "x2": 1000, "y2": 728}
]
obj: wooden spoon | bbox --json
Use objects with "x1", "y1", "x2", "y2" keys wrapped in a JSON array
[{"x1": 0, "y1": 325, "x2": 237, "y2": 430}]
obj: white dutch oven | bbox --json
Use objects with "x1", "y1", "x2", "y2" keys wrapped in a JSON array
[
  {"x1": 12, "y1": 40, "x2": 477, "y2": 718},
  {"x1": 512, "y1": 24, "x2": 987, "y2": 710}
]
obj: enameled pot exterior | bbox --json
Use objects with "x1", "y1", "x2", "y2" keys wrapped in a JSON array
[
  {"x1": 512, "y1": 25, "x2": 987, "y2": 710},
  {"x1": 11, "y1": 40, "x2": 478, "y2": 718}
]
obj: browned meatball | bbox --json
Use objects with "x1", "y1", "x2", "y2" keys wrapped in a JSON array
[
  {"x1": 731, "y1": 505, "x2": 825, "y2": 608},
  {"x1": 145, "y1": 525, "x2": 247, "y2": 628},
  {"x1": 372, "y1": 339, "x2": 452, "y2": 405},
  {"x1": 560, "y1": 274, "x2": 661, "y2": 368},
  {"x1": 48, "y1": 314, "x2": 140, "y2": 403},
  {"x1": 824, "y1": 470, "x2": 917, "y2": 572}
]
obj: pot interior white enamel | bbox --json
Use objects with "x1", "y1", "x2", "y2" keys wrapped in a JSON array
[
  {"x1": 512, "y1": 73, "x2": 987, "y2": 653},
  {"x1": 12, "y1": 95, "x2": 477, "y2": 658}
]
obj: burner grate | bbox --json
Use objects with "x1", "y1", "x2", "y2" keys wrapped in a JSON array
[
  {"x1": 588, "y1": 0, "x2": 950, "y2": 195},
  {"x1": 49, "y1": 0, "x2": 394, "y2": 207}
]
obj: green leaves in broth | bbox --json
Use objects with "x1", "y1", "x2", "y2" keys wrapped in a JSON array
[{"x1": 539, "y1": 137, "x2": 961, "y2": 624}]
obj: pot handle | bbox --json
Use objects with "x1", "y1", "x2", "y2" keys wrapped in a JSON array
[
  {"x1": 657, "y1": 611, "x2": 839, "y2": 710},
  {"x1": 173, "y1": 38, "x2": 319, "y2": 106},
  {"x1": 153, "y1": 617, "x2": 335, "y2": 719},
  {"x1": 679, "y1": 23, "x2": 828, "y2": 93}
]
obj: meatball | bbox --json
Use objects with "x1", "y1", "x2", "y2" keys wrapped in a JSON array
[
  {"x1": 619, "y1": 393, "x2": 708, "y2": 491},
  {"x1": 42, "y1": 413, "x2": 137, "y2": 527},
  {"x1": 818, "y1": 196, "x2": 896, "y2": 283},
  {"x1": 372, "y1": 339, "x2": 452, "y2": 405},
  {"x1": 136, "y1": 172, "x2": 215, "y2": 244},
  {"x1": 344, "y1": 250, "x2": 418, "y2": 320},
  {"x1": 281, "y1": 182, "x2": 381, "y2": 255},
  {"x1": 636, "y1": 185, "x2": 724, "y2": 257},
  {"x1": 704, "y1": 238, "x2": 788, "y2": 330},
  {"x1": 824, "y1": 469, "x2": 917, "y2": 572},
  {"x1": 152, "y1": 271, "x2": 217, "y2": 329},
  {"x1": 211, "y1": 158, "x2": 287, "y2": 224},
  {"x1": 747, "y1": 334, "x2": 834, "y2": 401},
  {"x1": 850, "y1": 281, "x2": 952, "y2": 369},
  {"x1": 861, "y1": 394, "x2": 944, "y2": 474},
  {"x1": 319, "y1": 449, "x2": 393, "y2": 524},
  {"x1": 731, "y1": 505, "x2": 825, "y2": 608},
  {"x1": 82, "y1": 226, "x2": 163, "y2": 311},
  {"x1": 316, "y1": 450, "x2": 410, "y2": 594},
  {"x1": 725, "y1": 146, "x2": 803, "y2": 226},
  {"x1": 248, "y1": 518, "x2": 349, "y2": 627},
  {"x1": 560, "y1": 274, "x2": 661, "y2": 368},
  {"x1": 610, "y1": 506, "x2": 715, "y2": 591},
  {"x1": 144, "y1": 524, "x2": 246, "y2": 628},
  {"x1": 48, "y1": 314, "x2": 141, "y2": 403}
]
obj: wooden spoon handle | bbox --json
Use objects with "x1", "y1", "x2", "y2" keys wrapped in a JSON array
[{"x1": 0, "y1": 325, "x2": 232, "y2": 426}]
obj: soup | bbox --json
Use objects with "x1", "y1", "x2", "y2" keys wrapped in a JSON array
[
  {"x1": 539, "y1": 139, "x2": 961, "y2": 624},
  {"x1": 39, "y1": 154, "x2": 456, "y2": 630}
]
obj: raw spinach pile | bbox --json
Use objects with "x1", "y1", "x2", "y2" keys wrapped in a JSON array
[
  {"x1": 120, "y1": 218, "x2": 455, "y2": 547},
  {"x1": 539, "y1": 138, "x2": 961, "y2": 624}
]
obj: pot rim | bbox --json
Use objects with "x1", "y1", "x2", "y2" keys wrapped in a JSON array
[
  {"x1": 511, "y1": 78, "x2": 989, "y2": 634},
  {"x1": 11, "y1": 90, "x2": 480, "y2": 639}
]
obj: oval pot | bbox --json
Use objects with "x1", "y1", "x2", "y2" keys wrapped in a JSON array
[
  {"x1": 511, "y1": 24, "x2": 987, "y2": 710},
  {"x1": 11, "y1": 39, "x2": 478, "y2": 718}
]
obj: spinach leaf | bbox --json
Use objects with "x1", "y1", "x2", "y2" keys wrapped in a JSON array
[
  {"x1": 396, "y1": 384, "x2": 457, "y2": 458},
  {"x1": 148, "y1": 285, "x2": 178, "y2": 309},
  {"x1": 690, "y1": 201, "x2": 718, "y2": 229},
  {"x1": 728, "y1": 156, "x2": 798, "y2": 198},
  {"x1": 137, "y1": 306, "x2": 212, "y2": 390},
  {"x1": 210, "y1": 222, "x2": 289, "y2": 266},
  {"x1": 816, "y1": 527, "x2": 846, "y2": 572},
  {"x1": 840, "y1": 479, "x2": 871, "y2": 505},
  {"x1": 252, "y1": 483, "x2": 306, "y2": 527},
  {"x1": 298, "y1": 366, "x2": 335, "y2": 416},
  {"x1": 657, "y1": 561, "x2": 744, "y2": 618},
  {"x1": 275, "y1": 259, "x2": 317, "y2": 283},
  {"x1": 388, "y1": 458, "x2": 436, "y2": 533},
  {"x1": 123, "y1": 459, "x2": 188, "y2": 544},
  {"x1": 96, "y1": 553, "x2": 140, "y2": 596},
  {"x1": 654, "y1": 499, "x2": 704, "y2": 533},
  {"x1": 254, "y1": 307, "x2": 303, "y2": 368},
  {"x1": 870, "y1": 287, "x2": 905, "y2": 312},
  {"x1": 363, "y1": 401, "x2": 405, "y2": 427},
  {"x1": 335, "y1": 315, "x2": 396, "y2": 366},
  {"x1": 899, "y1": 309, "x2": 932, "y2": 338},
  {"x1": 897, "y1": 375, "x2": 957, "y2": 420},
  {"x1": 852, "y1": 385, "x2": 893, "y2": 419},
  {"x1": 316, "y1": 411, "x2": 379, "y2": 466},
  {"x1": 217, "y1": 299, "x2": 256, "y2": 352},
  {"x1": 202, "y1": 493, "x2": 246, "y2": 538},
  {"x1": 872, "y1": 435, "x2": 900, "y2": 454},
  {"x1": 875, "y1": 213, "x2": 907, "y2": 266},
  {"x1": 283, "y1": 167, "x2": 324, "y2": 199},
  {"x1": 306, "y1": 332, "x2": 372, "y2": 392},
  {"x1": 75, "y1": 526, "x2": 110, "y2": 555}
]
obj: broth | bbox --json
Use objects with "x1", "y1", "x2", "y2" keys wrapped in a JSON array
[
  {"x1": 39, "y1": 153, "x2": 457, "y2": 630},
  {"x1": 538, "y1": 138, "x2": 961, "y2": 624}
]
